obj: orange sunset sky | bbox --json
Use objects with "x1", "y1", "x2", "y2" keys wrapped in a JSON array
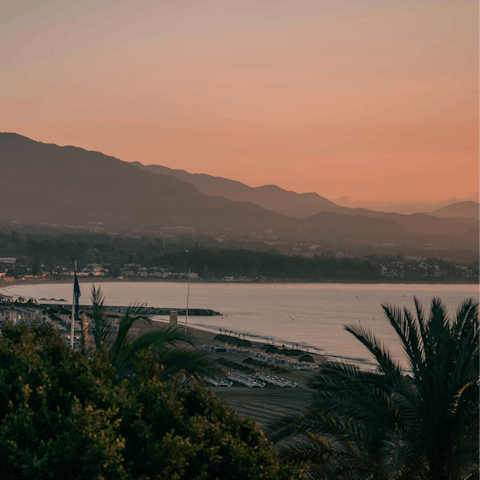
[{"x1": 1, "y1": 0, "x2": 478, "y2": 205}]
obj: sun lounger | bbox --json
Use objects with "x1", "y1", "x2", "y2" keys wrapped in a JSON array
[
  {"x1": 227, "y1": 372, "x2": 266, "y2": 388},
  {"x1": 204, "y1": 376, "x2": 233, "y2": 387},
  {"x1": 256, "y1": 372, "x2": 297, "y2": 388}
]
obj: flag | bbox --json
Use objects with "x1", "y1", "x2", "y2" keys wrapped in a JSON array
[{"x1": 73, "y1": 272, "x2": 81, "y2": 320}]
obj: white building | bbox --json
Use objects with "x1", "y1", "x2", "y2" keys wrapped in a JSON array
[{"x1": 0, "y1": 258, "x2": 16, "y2": 264}]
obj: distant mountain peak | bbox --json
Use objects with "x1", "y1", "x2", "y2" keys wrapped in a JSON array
[
  {"x1": 429, "y1": 201, "x2": 479, "y2": 220},
  {"x1": 254, "y1": 184, "x2": 288, "y2": 192}
]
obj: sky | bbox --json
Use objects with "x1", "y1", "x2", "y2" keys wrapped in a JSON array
[{"x1": 1, "y1": 0, "x2": 478, "y2": 204}]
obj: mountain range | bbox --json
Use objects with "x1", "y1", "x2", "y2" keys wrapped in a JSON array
[
  {"x1": 134, "y1": 162, "x2": 478, "y2": 236},
  {"x1": 1, "y1": 133, "x2": 478, "y2": 250}
]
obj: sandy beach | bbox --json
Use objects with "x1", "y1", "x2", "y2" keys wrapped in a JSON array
[{"x1": 131, "y1": 319, "x2": 319, "y2": 429}]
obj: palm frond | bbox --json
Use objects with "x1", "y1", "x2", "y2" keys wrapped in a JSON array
[
  {"x1": 120, "y1": 327, "x2": 190, "y2": 365},
  {"x1": 381, "y1": 430, "x2": 420, "y2": 480},
  {"x1": 275, "y1": 429, "x2": 386, "y2": 479},
  {"x1": 156, "y1": 348, "x2": 218, "y2": 380},
  {"x1": 109, "y1": 302, "x2": 151, "y2": 366},
  {"x1": 90, "y1": 285, "x2": 112, "y2": 350},
  {"x1": 427, "y1": 297, "x2": 450, "y2": 344},
  {"x1": 453, "y1": 299, "x2": 478, "y2": 338},
  {"x1": 344, "y1": 324, "x2": 402, "y2": 380},
  {"x1": 381, "y1": 302, "x2": 425, "y2": 375}
]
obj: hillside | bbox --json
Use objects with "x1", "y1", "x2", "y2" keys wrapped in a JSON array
[
  {"x1": 0, "y1": 133, "x2": 294, "y2": 235},
  {"x1": 1, "y1": 133, "x2": 477, "y2": 250},
  {"x1": 298, "y1": 211, "x2": 416, "y2": 244},
  {"x1": 132, "y1": 162, "x2": 339, "y2": 218},
  {"x1": 326, "y1": 209, "x2": 478, "y2": 235},
  {"x1": 429, "y1": 201, "x2": 479, "y2": 220},
  {"x1": 299, "y1": 211, "x2": 478, "y2": 249}
]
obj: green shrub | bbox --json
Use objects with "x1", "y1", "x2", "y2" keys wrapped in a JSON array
[{"x1": 0, "y1": 324, "x2": 301, "y2": 480}]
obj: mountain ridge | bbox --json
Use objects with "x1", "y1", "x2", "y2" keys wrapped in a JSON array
[
  {"x1": 132, "y1": 162, "x2": 339, "y2": 218},
  {"x1": 0, "y1": 133, "x2": 477, "y2": 250},
  {"x1": 133, "y1": 161, "x2": 478, "y2": 235}
]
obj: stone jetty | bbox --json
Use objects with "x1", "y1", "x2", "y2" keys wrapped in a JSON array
[{"x1": 41, "y1": 304, "x2": 222, "y2": 317}]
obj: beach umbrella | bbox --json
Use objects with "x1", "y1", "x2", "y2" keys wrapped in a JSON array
[
  {"x1": 39, "y1": 298, "x2": 47, "y2": 301},
  {"x1": 299, "y1": 354, "x2": 314, "y2": 363},
  {"x1": 49, "y1": 298, "x2": 56, "y2": 301},
  {"x1": 266, "y1": 346, "x2": 279, "y2": 353},
  {"x1": 58, "y1": 298, "x2": 66, "y2": 302}
]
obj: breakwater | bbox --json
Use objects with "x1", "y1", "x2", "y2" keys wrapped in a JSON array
[
  {"x1": 42, "y1": 304, "x2": 222, "y2": 317},
  {"x1": 142, "y1": 307, "x2": 222, "y2": 317}
]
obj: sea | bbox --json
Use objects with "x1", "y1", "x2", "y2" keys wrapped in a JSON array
[{"x1": 1, "y1": 282, "x2": 477, "y2": 368}]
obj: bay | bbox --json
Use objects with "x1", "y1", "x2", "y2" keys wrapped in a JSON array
[{"x1": 1, "y1": 282, "x2": 477, "y2": 367}]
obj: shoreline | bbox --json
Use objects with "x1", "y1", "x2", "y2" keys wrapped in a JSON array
[
  {"x1": 150, "y1": 318, "x2": 380, "y2": 366},
  {"x1": 132, "y1": 319, "x2": 321, "y2": 427},
  {"x1": 1, "y1": 277, "x2": 477, "y2": 288}
]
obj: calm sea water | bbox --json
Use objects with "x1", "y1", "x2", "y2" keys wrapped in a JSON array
[{"x1": 1, "y1": 282, "x2": 477, "y2": 367}]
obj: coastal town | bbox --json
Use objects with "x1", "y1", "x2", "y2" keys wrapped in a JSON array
[{"x1": 0, "y1": 250, "x2": 476, "y2": 285}]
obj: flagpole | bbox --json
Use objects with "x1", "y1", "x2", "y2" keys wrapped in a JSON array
[
  {"x1": 71, "y1": 260, "x2": 76, "y2": 349},
  {"x1": 185, "y1": 268, "x2": 190, "y2": 334}
]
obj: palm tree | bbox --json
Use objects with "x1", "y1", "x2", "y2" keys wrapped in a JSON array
[
  {"x1": 89, "y1": 286, "x2": 216, "y2": 379},
  {"x1": 267, "y1": 297, "x2": 479, "y2": 480}
]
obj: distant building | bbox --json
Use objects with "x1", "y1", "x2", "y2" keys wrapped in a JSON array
[{"x1": 80, "y1": 264, "x2": 108, "y2": 276}]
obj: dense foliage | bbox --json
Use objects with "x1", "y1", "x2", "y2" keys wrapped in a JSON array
[
  {"x1": 0, "y1": 323, "x2": 301, "y2": 479},
  {"x1": 0, "y1": 229, "x2": 476, "y2": 281},
  {"x1": 267, "y1": 297, "x2": 479, "y2": 480}
]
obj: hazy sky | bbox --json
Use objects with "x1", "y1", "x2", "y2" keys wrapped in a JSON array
[{"x1": 1, "y1": 0, "x2": 478, "y2": 203}]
